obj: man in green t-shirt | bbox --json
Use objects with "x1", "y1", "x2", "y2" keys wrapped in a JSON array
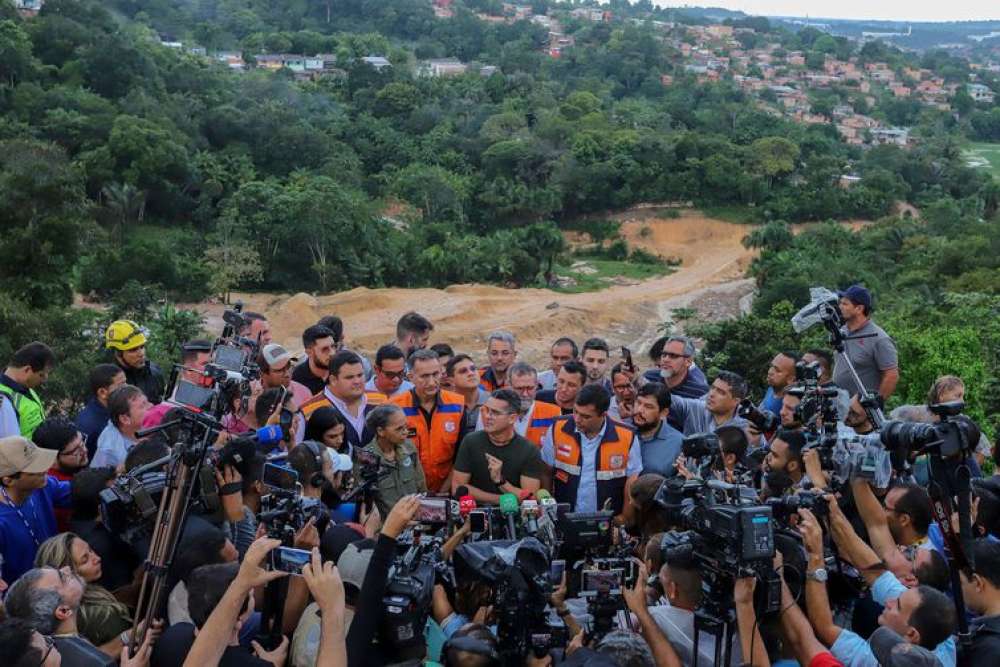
[{"x1": 451, "y1": 389, "x2": 543, "y2": 504}]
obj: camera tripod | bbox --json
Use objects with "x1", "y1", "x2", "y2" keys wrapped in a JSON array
[
  {"x1": 127, "y1": 411, "x2": 220, "y2": 655},
  {"x1": 923, "y1": 429, "x2": 976, "y2": 667},
  {"x1": 691, "y1": 611, "x2": 735, "y2": 667},
  {"x1": 819, "y1": 303, "x2": 885, "y2": 429}
]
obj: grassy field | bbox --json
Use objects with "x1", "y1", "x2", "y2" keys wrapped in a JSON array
[
  {"x1": 552, "y1": 257, "x2": 674, "y2": 293},
  {"x1": 698, "y1": 204, "x2": 761, "y2": 224},
  {"x1": 965, "y1": 142, "x2": 1000, "y2": 180}
]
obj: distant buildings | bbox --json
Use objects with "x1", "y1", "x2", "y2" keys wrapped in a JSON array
[
  {"x1": 570, "y1": 7, "x2": 611, "y2": 22},
  {"x1": 968, "y1": 83, "x2": 996, "y2": 103},
  {"x1": 13, "y1": 0, "x2": 42, "y2": 16},
  {"x1": 870, "y1": 127, "x2": 911, "y2": 146},
  {"x1": 420, "y1": 58, "x2": 468, "y2": 77},
  {"x1": 361, "y1": 56, "x2": 392, "y2": 71}
]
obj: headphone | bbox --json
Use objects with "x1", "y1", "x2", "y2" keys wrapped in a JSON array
[
  {"x1": 302, "y1": 440, "x2": 327, "y2": 489},
  {"x1": 441, "y1": 635, "x2": 500, "y2": 667}
]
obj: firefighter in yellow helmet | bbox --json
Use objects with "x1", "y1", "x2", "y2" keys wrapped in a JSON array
[{"x1": 105, "y1": 320, "x2": 165, "y2": 404}]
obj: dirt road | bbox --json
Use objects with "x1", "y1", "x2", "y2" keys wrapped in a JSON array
[{"x1": 220, "y1": 210, "x2": 758, "y2": 367}]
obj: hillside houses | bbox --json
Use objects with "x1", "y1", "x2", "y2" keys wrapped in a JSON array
[
  {"x1": 968, "y1": 83, "x2": 996, "y2": 103},
  {"x1": 13, "y1": 0, "x2": 42, "y2": 15},
  {"x1": 570, "y1": 7, "x2": 611, "y2": 22}
]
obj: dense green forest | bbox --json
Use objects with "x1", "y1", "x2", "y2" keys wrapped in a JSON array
[
  {"x1": 1, "y1": 0, "x2": 999, "y2": 422},
  {"x1": 6, "y1": 0, "x2": 991, "y2": 307}
]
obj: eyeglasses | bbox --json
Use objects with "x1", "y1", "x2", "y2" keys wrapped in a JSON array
[
  {"x1": 59, "y1": 434, "x2": 87, "y2": 458},
  {"x1": 379, "y1": 369, "x2": 408, "y2": 380},
  {"x1": 38, "y1": 635, "x2": 55, "y2": 666},
  {"x1": 660, "y1": 352, "x2": 688, "y2": 360}
]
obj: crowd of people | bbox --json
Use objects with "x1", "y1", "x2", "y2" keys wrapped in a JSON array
[{"x1": 1, "y1": 283, "x2": 998, "y2": 667}]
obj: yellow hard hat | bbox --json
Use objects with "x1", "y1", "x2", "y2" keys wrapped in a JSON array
[{"x1": 105, "y1": 320, "x2": 148, "y2": 351}]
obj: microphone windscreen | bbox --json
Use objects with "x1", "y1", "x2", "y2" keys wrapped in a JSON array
[{"x1": 255, "y1": 424, "x2": 284, "y2": 445}]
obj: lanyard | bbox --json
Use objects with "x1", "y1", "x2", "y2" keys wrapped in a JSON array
[{"x1": 0, "y1": 484, "x2": 41, "y2": 547}]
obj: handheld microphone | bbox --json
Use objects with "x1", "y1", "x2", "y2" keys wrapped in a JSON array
[
  {"x1": 459, "y1": 495, "x2": 476, "y2": 518},
  {"x1": 249, "y1": 424, "x2": 285, "y2": 446},
  {"x1": 499, "y1": 492, "x2": 520, "y2": 540},
  {"x1": 535, "y1": 489, "x2": 558, "y2": 543},
  {"x1": 537, "y1": 489, "x2": 558, "y2": 517},
  {"x1": 217, "y1": 425, "x2": 286, "y2": 468},
  {"x1": 521, "y1": 498, "x2": 539, "y2": 535}
]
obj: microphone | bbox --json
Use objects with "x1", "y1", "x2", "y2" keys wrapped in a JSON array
[
  {"x1": 459, "y1": 495, "x2": 476, "y2": 518},
  {"x1": 537, "y1": 489, "x2": 558, "y2": 517},
  {"x1": 535, "y1": 489, "x2": 558, "y2": 544},
  {"x1": 451, "y1": 485, "x2": 473, "y2": 522},
  {"x1": 521, "y1": 498, "x2": 539, "y2": 535},
  {"x1": 218, "y1": 425, "x2": 286, "y2": 468},
  {"x1": 499, "y1": 492, "x2": 520, "y2": 540},
  {"x1": 246, "y1": 424, "x2": 285, "y2": 446}
]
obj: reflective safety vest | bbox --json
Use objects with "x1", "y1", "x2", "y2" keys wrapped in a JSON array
[
  {"x1": 478, "y1": 367, "x2": 507, "y2": 393},
  {"x1": 365, "y1": 390, "x2": 388, "y2": 406},
  {"x1": 0, "y1": 383, "x2": 45, "y2": 439},
  {"x1": 300, "y1": 389, "x2": 386, "y2": 452},
  {"x1": 522, "y1": 401, "x2": 562, "y2": 447},
  {"x1": 391, "y1": 389, "x2": 465, "y2": 493},
  {"x1": 550, "y1": 416, "x2": 634, "y2": 514}
]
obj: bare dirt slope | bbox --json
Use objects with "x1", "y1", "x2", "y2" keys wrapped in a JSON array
[{"x1": 218, "y1": 210, "x2": 758, "y2": 367}]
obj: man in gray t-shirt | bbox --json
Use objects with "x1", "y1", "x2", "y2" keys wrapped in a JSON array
[{"x1": 831, "y1": 285, "x2": 899, "y2": 400}]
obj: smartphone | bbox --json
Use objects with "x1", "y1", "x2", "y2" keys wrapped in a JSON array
[
  {"x1": 469, "y1": 510, "x2": 488, "y2": 534},
  {"x1": 580, "y1": 568, "x2": 623, "y2": 594},
  {"x1": 270, "y1": 546, "x2": 311, "y2": 575},
  {"x1": 263, "y1": 463, "x2": 298, "y2": 491},
  {"x1": 416, "y1": 496, "x2": 449, "y2": 524},
  {"x1": 549, "y1": 559, "x2": 566, "y2": 586},
  {"x1": 173, "y1": 379, "x2": 214, "y2": 410},
  {"x1": 621, "y1": 346, "x2": 635, "y2": 374}
]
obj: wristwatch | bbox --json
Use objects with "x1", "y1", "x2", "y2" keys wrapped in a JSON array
[{"x1": 806, "y1": 567, "x2": 829, "y2": 583}]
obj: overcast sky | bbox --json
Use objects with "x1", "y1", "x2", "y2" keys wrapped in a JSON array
[{"x1": 651, "y1": 1, "x2": 1000, "y2": 22}]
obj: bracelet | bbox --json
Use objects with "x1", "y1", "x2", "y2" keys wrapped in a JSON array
[{"x1": 219, "y1": 482, "x2": 243, "y2": 496}]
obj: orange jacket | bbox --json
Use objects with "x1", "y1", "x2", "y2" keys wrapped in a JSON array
[
  {"x1": 390, "y1": 389, "x2": 466, "y2": 492},
  {"x1": 478, "y1": 367, "x2": 507, "y2": 392},
  {"x1": 523, "y1": 401, "x2": 562, "y2": 447},
  {"x1": 550, "y1": 416, "x2": 634, "y2": 514},
  {"x1": 300, "y1": 389, "x2": 386, "y2": 452}
]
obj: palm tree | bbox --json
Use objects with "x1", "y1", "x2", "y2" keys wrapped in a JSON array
[{"x1": 101, "y1": 182, "x2": 146, "y2": 249}]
